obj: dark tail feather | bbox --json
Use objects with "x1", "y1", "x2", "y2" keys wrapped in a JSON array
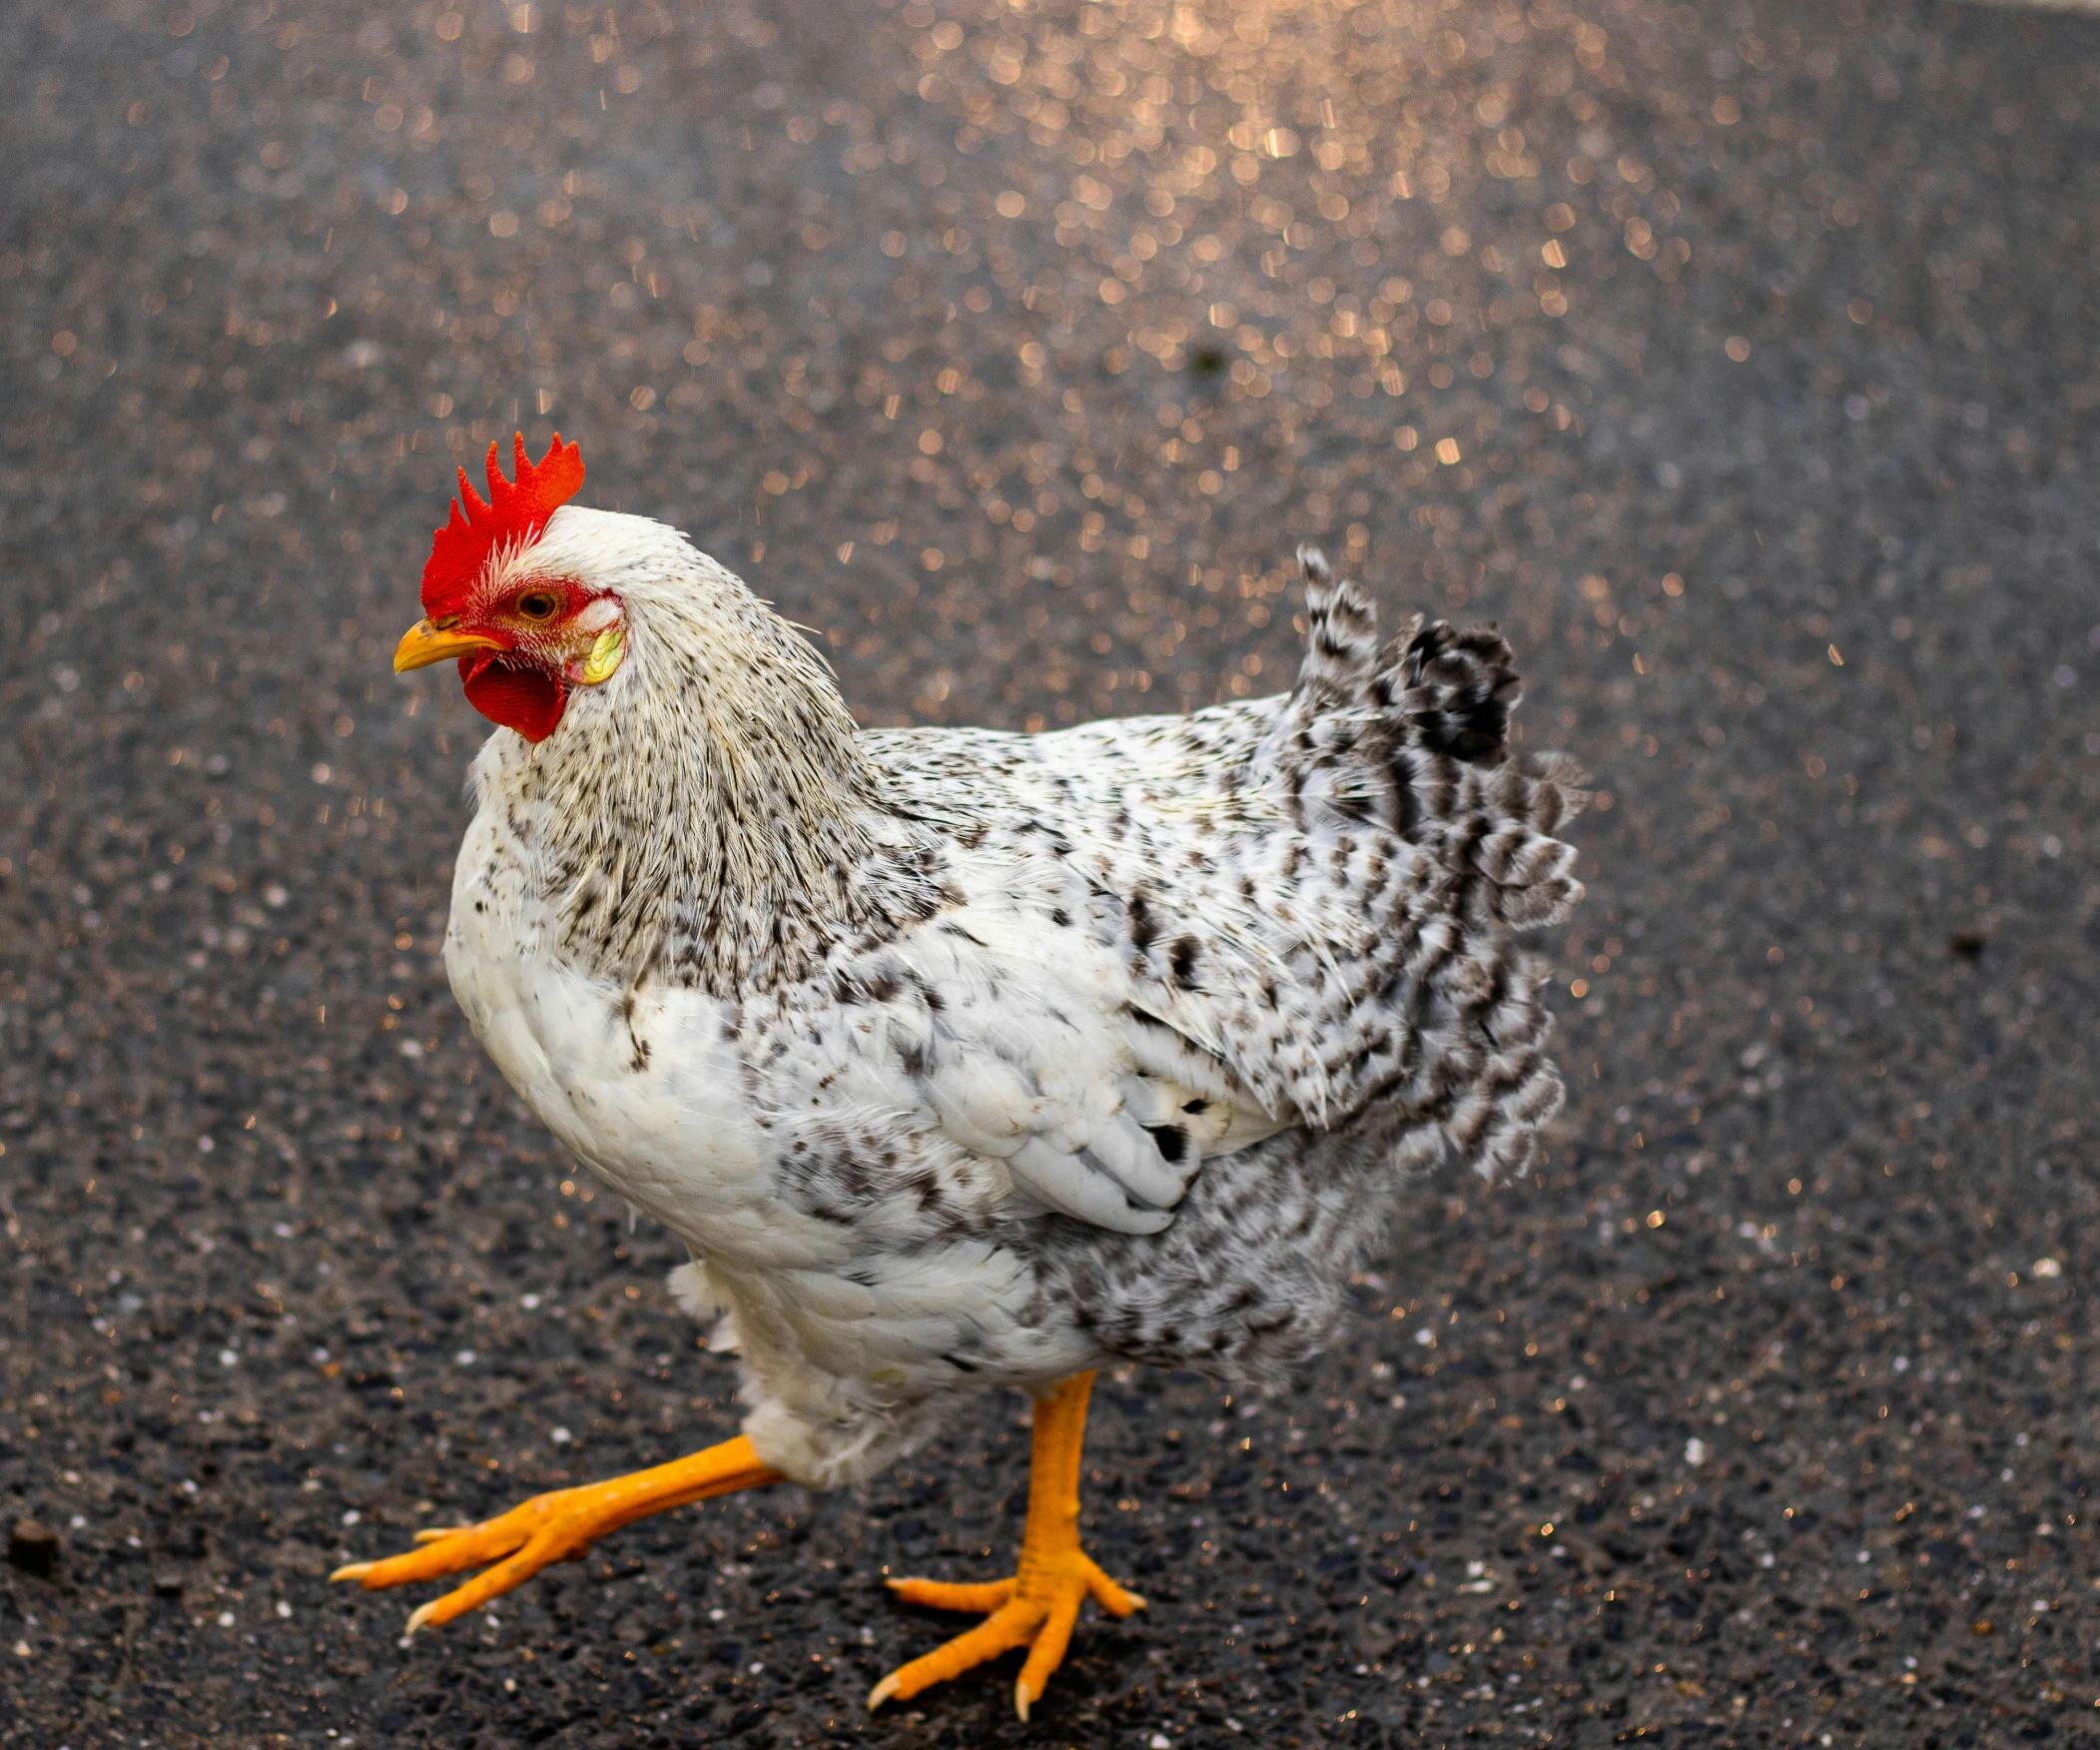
[{"x1": 1379, "y1": 620, "x2": 1521, "y2": 765}]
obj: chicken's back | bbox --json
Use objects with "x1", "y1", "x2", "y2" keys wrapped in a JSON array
[{"x1": 866, "y1": 550, "x2": 1585, "y2": 1165}]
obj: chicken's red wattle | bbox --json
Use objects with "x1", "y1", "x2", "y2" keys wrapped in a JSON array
[{"x1": 459, "y1": 650, "x2": 567, "y2": 742}]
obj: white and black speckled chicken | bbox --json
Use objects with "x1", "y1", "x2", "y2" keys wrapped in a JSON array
[{"x1": 335, "y1": 436, "x2": 1587, "y2": 1717}]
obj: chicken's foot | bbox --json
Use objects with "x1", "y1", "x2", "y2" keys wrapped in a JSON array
[
  {"x1": 870, "y1": 1371, "x2": 1143, "y2": 1720},
  {"x1": 331, "y1": 1433, "x2": 781, "y2": 1634}
]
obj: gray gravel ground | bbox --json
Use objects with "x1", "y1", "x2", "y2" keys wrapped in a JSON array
[{"x1": 5, "y1": 0, "x2": 2099, "y2": 1745}]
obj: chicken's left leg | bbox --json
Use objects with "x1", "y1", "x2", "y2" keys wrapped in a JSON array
[
  {"x1": 331, "y1": 1435, "x2": 781, "y2": 1633},
  {"x1": 870, "y1": 1371, "x2": 1143, "y2": 1720}
]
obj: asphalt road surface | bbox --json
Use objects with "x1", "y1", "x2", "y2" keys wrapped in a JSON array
[{"x1": 5, "y1": 0, "x2": 2099, "y2": 1745}]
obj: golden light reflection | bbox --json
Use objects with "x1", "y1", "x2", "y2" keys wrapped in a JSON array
[{"x1": 852, "y1": 0, "x2": 1699, "y2": 675}]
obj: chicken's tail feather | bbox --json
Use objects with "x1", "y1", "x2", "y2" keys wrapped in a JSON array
[
  {"x1": 1289, "y1": 547, "x2": 1521, "y2": 770},
  {"x1": 1380, "y1": 618, "x2": 1522, "y2": 765},
  {"x1": 1275, "y1": 547, "x2": 1586, "y2": 930},
  {"x1": 1291, "y1": 544, "x2": 1386, "y2": 703}
]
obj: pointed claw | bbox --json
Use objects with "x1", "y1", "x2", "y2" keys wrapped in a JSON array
[
  {"x1": 1015, "y1": 1678, "x2": 1033, "y2": 1722},
  {"x1": 867, "y1": 1671, "x2": 903, "y2": 1712},
  {"x1": 404, "y1": 1599, "x2": 441, "y2": 1638},
  {"x1": 412, "y1": 1526, "x2": 468, "y2": 1545},
  {"x1": 329, "y1": 1561, "x2": 373, "y2": 1584}
]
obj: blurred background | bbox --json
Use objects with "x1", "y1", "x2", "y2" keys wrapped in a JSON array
[{"x1": 4, "y1": 0, "x2": 2098, "y2": 1744}]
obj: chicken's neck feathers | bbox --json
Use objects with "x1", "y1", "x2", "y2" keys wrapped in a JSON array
[{"x1": 470, "y1": 537, "x2": 943, "y2": 996}]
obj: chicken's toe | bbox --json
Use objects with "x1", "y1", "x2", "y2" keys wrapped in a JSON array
[
  {"x1": 402, "y1": 1531, "x2": 582, "y2": 1635},
  {"x1": 868, "y1": 1597, "x2": 1044, "y2": 1711},
  {"x1": 330, "y1": 1495, "x2": 561, "y2": 1591},
  {"x1": 1014, "y1": 1591, "x2": 1081, "y2": 1721},
  {"x1": 885, "y1": 1575, "x2": 1016, "y2": 1613}
]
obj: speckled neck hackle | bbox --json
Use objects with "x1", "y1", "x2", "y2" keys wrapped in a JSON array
[{"x1": 467, "y1": 506, "x2": 944, "y2": 996}]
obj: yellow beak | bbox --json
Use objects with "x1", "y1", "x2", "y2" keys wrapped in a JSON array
[{"x1": 393, "y1": 618, "x2": 506, "y2": 673}]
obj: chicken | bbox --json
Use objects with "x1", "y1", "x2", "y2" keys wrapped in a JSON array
[{"x1": 334, "y1": 435, "x2": 1587, "y2": 1717}]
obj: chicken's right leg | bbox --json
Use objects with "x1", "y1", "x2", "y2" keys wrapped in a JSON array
[
  {"x1": 332, "y1": 1434, "x2": 781, "y2": 1633},
  {"x1": 870, "y1": 1372, "x2": 1144, "y2": 1720}
]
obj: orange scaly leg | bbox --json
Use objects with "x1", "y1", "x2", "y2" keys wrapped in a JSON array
[
  {"x1": 330, "y1": 1434, "x2": 781, "y2": 1635},
  {"x1": 870, "y1": 1372, "x2": 1143, "y2": 1721}
]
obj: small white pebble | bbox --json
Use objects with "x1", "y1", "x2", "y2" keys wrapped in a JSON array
[
  {"x1": 520, "y1": 1294, "x2": 541, "y2": 1310},
  {"x1": 1684, "y1": 1437, "x2": 1708, "y2": 1466},
  {"x1": 342, "y1": 1509, "x2": 360, "y2": 1526},
  {"x1": 550, "y1": 1426, "x2": 571, "y2": 1444},
  {"x1": 277, "y1": 1600, "x2": 293, "y2": 1618},
  {"x1": 455, "y1": 1350, "x2": 476, "y2": 1366},
  {"x1": 218, "y1": 1611, "x2": 236, "y2": 1627}
]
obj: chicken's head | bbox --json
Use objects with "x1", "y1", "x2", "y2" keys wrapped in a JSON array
[{"x1": 392, "y1": 433, "x2": 624, "y2": 743}]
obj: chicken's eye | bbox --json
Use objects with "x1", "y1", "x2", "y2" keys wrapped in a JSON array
[{"x1": 516, "y1": 591, "x2": 559, "y2": 622}]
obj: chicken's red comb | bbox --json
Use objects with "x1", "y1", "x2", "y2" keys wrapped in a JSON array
[{"x1": 420, "y1": 433, "x2": 585, "y2": 616}]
